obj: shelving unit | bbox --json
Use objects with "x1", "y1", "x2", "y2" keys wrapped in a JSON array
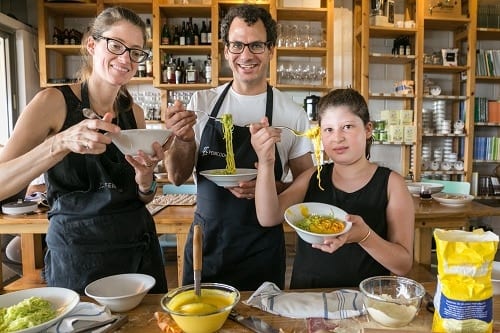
[
  {"x1": 353, "y1": 0, "x2": 479, "y2": 183},
  {"x1": 472, "y1": 0, "x2": 500, "y2": 197}
]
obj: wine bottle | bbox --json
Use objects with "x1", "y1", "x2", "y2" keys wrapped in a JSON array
[
  {"x1": 161, "y1": 19, "x2": 170, "y2": 45},
  {"x1": 200, "y1": 21, "x2": 208, "y2": 45}
]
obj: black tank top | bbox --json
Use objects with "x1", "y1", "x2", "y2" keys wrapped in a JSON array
[{"x1": 290, "y1": 163, "x2": 391, "y2": 289}]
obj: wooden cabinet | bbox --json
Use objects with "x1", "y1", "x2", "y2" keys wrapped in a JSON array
[
  {"x1": 37, "y1": 0, "x2": 334, "y2": 95},
  {"x1": 354, "y1": 0, "x2": 477, "y2": 183}
]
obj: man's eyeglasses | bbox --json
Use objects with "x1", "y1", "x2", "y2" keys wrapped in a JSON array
[
  {"x1": 226, "y1": 41, "x2": 271, "y2": 54},
  {"x1": 94, "y1": 36, "x2": 149, "y2": 63}
]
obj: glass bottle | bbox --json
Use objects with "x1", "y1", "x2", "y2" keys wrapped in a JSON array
[
  {"x1": 200, "y1": 21, "x2": 208, "y2": 45},
  {"x1": 145, "y1": 19, "x2": 152, "y2": 41},
  {"x1": 205, "y1": 55, "x2": 212, "y2": 83},
  {"x1": 161, "y1": 19, "x2": 170, "y2": 45},
  {"x1": 179, "y1": 21, "x2": 186, "y2": 46},
  {"x1": 207, "y1": 21, "x2": 212, "y2": 45}
]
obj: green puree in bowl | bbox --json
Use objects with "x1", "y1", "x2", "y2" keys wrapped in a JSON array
[{"x1": 0, "y1": 297, "x2": 56, "y2": 332}]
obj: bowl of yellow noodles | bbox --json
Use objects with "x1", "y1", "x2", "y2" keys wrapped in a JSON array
[
  {"x1": 284, "y1": 202, "x2": 351, "y2": 244},
  {"x1": 200, "y1": 168, "x2": 257, "y2": 187}
]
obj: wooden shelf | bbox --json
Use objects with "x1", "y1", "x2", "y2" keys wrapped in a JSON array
[
  {"x1": 369, "y1": 53, "x2": 415, "y2": 64},
  {"x1": 423, "y1": 16, "x2": 470, "y2": 31},
  {"x1": 423, "y1": 65, "x2": 468, "y2": 73},
  {"x1": 369, "y1": 26, "x2": 417, "y2": 39},
  {"x1": 276, "y1": 7, "x2": 328, "y2": 21}
]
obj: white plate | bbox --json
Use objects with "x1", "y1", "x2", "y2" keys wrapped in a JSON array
[
  {"x1": 431, "y1": 192, "x2": 474, "y2": 206},
  {"x1": 0, "y1": 287, "x2": 80, "y2": 333},
  {"x1": 107, "y1": 129, "x2": 172, "y2": 155},
  {"x1": 406, "y1": 182, "x2": 444, "y2": 196},
  {"x1": 200, "y1": 168, "x2": 257, "y2": 187},
  {"x1": 284, "y1": 202, "x2": 352, "y2": 244}
]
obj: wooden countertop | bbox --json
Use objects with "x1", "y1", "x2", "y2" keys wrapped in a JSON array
[{"x1": 86, "y1": 282, "x2": 500, "y2": 332}]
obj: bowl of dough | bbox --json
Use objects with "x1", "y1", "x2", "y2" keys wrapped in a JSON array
[{"x1": 359, "y1": 276, "x2": 425, "y2": 327}]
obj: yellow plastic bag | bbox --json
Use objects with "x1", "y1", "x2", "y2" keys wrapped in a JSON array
[{"x1": 432, "y1": 228, "x2": 498, "y2": 333}]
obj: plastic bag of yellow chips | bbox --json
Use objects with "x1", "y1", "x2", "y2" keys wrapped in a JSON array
[{"x1": 432, "y1": 228, "x2": 499, "y2": 333}]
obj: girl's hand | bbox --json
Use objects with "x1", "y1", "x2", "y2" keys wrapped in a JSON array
[
  {"x1": 311, "y1": 214, "x2": 370, "y2": 253},
  {"x1": 249, "y1": 117, "x2": 282, "y2": 165}
]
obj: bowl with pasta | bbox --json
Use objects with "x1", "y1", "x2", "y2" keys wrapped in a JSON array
[
  {"x1": 199, "y1": 168, "x2": 257, "y2": 187},
  {"x1": 284, "y1": 202, "x2": 351, "y2": 244}
]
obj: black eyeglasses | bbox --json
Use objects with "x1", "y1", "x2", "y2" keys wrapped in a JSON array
[
  {"x1": 226, "y1": 41, "x2": 271, "y2": 54},
  {"x1": 94, "y1": 36, "x2": 149, "y2": 63}
]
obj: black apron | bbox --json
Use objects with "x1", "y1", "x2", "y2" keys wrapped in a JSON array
[
  {"x1": 44, "y1": 83, "x2": 167, "y2": 294},
  {"x1": 182, "y1": 83, "x2": 286, "y2": 291}
]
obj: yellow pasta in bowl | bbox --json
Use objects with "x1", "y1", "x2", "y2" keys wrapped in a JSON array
[{"x1": 284, "y1": 202, "x2": 352, "y2": 244}]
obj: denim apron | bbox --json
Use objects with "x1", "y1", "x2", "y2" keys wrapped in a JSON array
[
  {"x1": 182, "y1": 82, "x2": 286, "y2": 291},
  {"x1": 44, "y1": 83, "x2": 167, "y2": 294}
]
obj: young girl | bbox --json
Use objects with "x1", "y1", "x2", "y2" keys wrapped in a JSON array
[{"x1": 251, "y1": 88, "x2": 414, "y2": 288}]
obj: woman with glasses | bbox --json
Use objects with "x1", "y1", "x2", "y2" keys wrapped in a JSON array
[
  {"x1": 164, "y1": 4, "x2": 313, "y2": 290},
  {"x1": 0, "y1": 7, "x2": 192, "y2": 293}
]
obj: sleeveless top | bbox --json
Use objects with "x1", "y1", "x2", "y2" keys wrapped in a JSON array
[
  {"x1": 290, "y1": 163, "x2": 391, "y2": 289},
  {"x1": 43, "y1": 85, "x2": 167, "y2": 293}
]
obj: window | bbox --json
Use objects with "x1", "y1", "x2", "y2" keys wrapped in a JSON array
[{"x1": 0, "y1": 29, "x2": 17, "y2": 145}]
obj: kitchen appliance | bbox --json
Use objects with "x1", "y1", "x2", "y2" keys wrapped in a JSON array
[{"x1": 303, "y1": 95, "x2": 320, "y2": 121}]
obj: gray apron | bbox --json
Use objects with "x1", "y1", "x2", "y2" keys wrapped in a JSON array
[
  {"x1": 44, "y1": 83, "x2": 167, "y2": 294},
  {"x1": 182, "y1": 82, "x2": 286, "y2": 291}
]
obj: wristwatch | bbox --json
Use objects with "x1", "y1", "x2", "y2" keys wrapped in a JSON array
[{"x1": 138, "y1": 180, "x2": 157, "y2": 195}]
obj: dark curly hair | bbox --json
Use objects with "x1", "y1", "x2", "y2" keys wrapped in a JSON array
[
  {"x1": 318, "y1": 88, "x2": 373, "y2": 159},
  {"x1": 220, "y1": 4, "x2": 277, "y2": 46}
]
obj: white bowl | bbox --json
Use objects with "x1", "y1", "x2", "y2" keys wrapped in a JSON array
[
  {"x1": 0, "y1": 287, "x2": 79, "y2": 333},
  {"x1": 431, "y1": 192, "x2": 474, "y2": 206},
  {"x1": 85, "y1": 273, "x2": 156, "y2": 312},
  {"x1": 406, "y1": 182, "x2": 444, "y2": 196},
  {"x1": 284, "y1": 202, "x2": 351, "y2": 244},
  {"x1": 199, "y1": 168, "x2": 257, "y2": 187},
  {"x1": 359, "y1": 276, "x2": 425, "y2": 328},
  {"x1": 107, "y1": 129, "x2": 172, "y2": 155},
  {"x1": 492, "y1": 261, "x2": 500, "y2": 295}
]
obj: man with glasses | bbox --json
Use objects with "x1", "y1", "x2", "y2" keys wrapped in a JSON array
[{"x1": 165, "y1": 4, "x2": 313, "y2": 290}]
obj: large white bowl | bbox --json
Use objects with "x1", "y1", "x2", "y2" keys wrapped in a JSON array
[
  {"x1": 406, "y1": 182, "x2": 444, "y2": 196},
  {"x1": 199, "y1": 168, "x2": 257, "y2": 187},
  {"x1": 107, "y1": 129, "x2": 172, "y2": 155},
  {"x1": 0, "y1": 287, "x2": 79, "y2": 333},
  {"x1": 85, "y1": 273, "x2": 156, "y2": 312},
  {"x1": 431, "y1": 192, "x2": 474, "y2": 206},
  {"x1": 284, "y1": 202, "x2": 351, "y2": 244},
  {"x1": 359, "y1": 276, "x2": 425, "y2": 328}
]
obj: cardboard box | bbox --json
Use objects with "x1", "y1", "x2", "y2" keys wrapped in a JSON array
[
  {"x1": 400, "y1": 110, "x2": 414, "y2": 125},
  {"x1": 388, "y1": 125, "x2": 404, "y2": 142},
  {"x1": 404, "y1": 125, "x2": 416, "y2": 143}
]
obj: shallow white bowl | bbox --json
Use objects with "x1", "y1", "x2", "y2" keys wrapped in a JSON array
[
  {"x1": 199, "y1": 168, "x2": 257, "y2": 187},
  {"x1": 85, "y1": 273, "x2": 155, "y2": 312},
  {"x1": 284, "y1": 202, "x2": 351, "y2": 244},
  {"x1": 431, "y1": 192, "x2": 474, "y2": 206},
  {"x1": 359, "y1": 276, "x2": 425, "y2": 328},
  {"x1": 108, "y1": 129, "x2": 172, "y2": 155},
  {"x1": 492, "y1": 261, "x2": 500, "y2": 295},
  {"x1": 406, "y1": 182, "x2": 444, "y2": 196},
  {"x1": 0, "y1": 287, "x2": 79, "y2": 333}
]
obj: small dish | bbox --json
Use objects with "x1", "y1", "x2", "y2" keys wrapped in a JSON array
[
  {"x1": 407, "y1": 182, "x2": 444, "y2": 196},
  {"x1": 431, "y1": 192, "x2": 474, "y2": 206},
  {"x1": 199, "y1": 168, "x2": 257, "y2": 187},
  {"x1": 284, "y1": 202, "x2": 352, "y2": 244}
]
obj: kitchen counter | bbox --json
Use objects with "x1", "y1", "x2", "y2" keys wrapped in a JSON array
[
  {"x1": 84, "y1": 281, "x2": 500, "y2": 332},
  {"x1": 1, "y1": 196, "x2": 499, "y2": 290}
]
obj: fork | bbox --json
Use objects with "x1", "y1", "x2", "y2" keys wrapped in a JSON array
[
  {"x1": 189, "y1": 110, "x2": 223, "y2": 122},
  {"x1": 245, "y1": 123, "x2": 305, "y2": 136}
]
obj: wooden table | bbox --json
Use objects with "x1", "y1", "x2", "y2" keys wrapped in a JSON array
[
  {"x1": 1, "y1": 197, "x2": 499, "y2": 290},
  {"x1": 83, "y1": 282, "x2": 500, "y2": 332}
]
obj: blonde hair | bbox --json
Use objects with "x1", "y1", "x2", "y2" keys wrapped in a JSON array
[{"x1": 76, "y1": 7, "x2": 147, "y2": 111}]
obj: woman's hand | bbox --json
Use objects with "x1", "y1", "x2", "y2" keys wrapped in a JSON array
[
  {"x1": 125, "y1": 141, "x2": 164, "y2": 192},
  {"x1": 51, "y1": 112, "x2": 120, "y2": 156}
]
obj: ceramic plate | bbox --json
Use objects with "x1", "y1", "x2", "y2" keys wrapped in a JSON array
[
  {"x1": 0, "y1": 287, "x2": 80, "y2": 333},
  {"x1": 199, "y1": 168, "x2": 257, "y2": 187},
  {"x1": 107, "y1": 129, "x2": 172, "y2": 155},
  {"x1": 284, "y1": 202, "x2": 352, "y2": 244},
  {"x1": 431, "y1": 192, "x2": 474, "y2": 206},
  {"x1": 406, "y1": 182, "x2": 444, "y2": 196}
]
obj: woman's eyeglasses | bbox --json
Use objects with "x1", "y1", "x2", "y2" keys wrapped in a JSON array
[
  {"x1": 94, "y1": 36, "x2": 149, "y2": 63},
  {"x1": 226, "y1": 41, "x2": 271, "y2": 54}
]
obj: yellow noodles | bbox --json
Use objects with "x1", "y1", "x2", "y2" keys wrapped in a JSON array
[
  {"x1": 296, "y1": 215, "x2": 345, "y2": 234},
  {"x1": 298, "y1": 126, "x2": 323, "y2": 190},
  {"x1": 221, "y1": 114, "x2": 236, "y2": 175}
]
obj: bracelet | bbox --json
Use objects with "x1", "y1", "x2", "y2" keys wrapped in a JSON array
[{"x1": 358, "y1": 229, "x2": 371, "y2": 244}]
